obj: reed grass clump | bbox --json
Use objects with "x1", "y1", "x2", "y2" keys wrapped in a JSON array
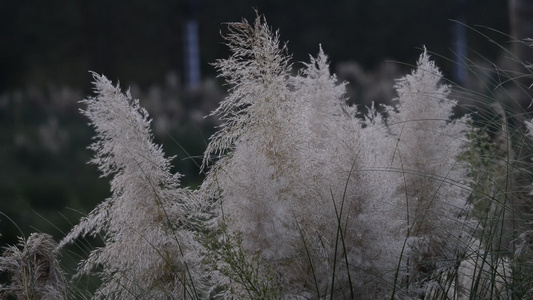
[{"x1": 1, "y1": 14, "x2": 533, "y2": 299}]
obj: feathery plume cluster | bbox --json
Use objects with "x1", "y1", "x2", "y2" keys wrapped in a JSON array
[
  {"x1": 59, "y1": 73, "x2": 207, "y2": 299},
  {"x1": 387, "y1": 51, "x2": 473, "y2": 293},
  {"x1": 200, "y1": 16, "x2": 473, "y2": 298},
  {"x1": 0, "y1": 233, "x2": 66, "y2": 300},
  {"x1": 201, "y1": 16, "x2": 365, "y2": 297},
  {"x1": 14, "y1": 14, "x2": 525, "y2": 299}
]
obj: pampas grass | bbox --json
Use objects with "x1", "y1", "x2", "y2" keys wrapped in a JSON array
[{"x1": 1, "y1": 14, "x2": 533, "y2": 299}]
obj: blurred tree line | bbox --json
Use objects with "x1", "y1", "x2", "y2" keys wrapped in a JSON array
[
  {"x1": 0, "y1": 0, "x2": 512, "y2": 248},
  {"x1": 0, "y1": 0, "x2": 509, "y2": 92}
]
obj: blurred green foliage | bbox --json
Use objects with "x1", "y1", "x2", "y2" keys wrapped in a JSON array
[
  {"x1": 0, "y1": 85, "x2": 214, "y2": 247},
  {"x1": 0, "y1": 0, "x2": 512, "y2": 256}
]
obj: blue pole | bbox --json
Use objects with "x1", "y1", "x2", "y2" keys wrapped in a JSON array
[
  {"x1": 453, "y1": 2, "x2": 467, "y2": 85},
  {"x1": 184, "y1": 19, "x2": 201, "y2": 88}
]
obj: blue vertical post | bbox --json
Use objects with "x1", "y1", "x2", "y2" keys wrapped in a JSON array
[
  {"x1": 183, "y1": 0, "x2": 201, "y2": 89},
  {"x1": 453, "y1": 1, "x2": 467, "y2": 85},
  {"x1": 184, "y1": 19, "x2": 201, "y2": 89}
]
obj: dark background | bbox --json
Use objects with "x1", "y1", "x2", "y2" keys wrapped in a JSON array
[
  {"x1": 0, "y1": 0, "x2": 510, "y2": 91},
  {"x1": 0, "y1": 0, "x2": 512, "y2": 246}
]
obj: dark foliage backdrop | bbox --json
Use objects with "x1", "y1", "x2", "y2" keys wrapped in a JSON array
[
  {"x1": 0, "y1": 0, "x2": 512, "y2": 257},
  {"x1": 0, "y1": 0, "x2": 509, "y2": 92}
]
